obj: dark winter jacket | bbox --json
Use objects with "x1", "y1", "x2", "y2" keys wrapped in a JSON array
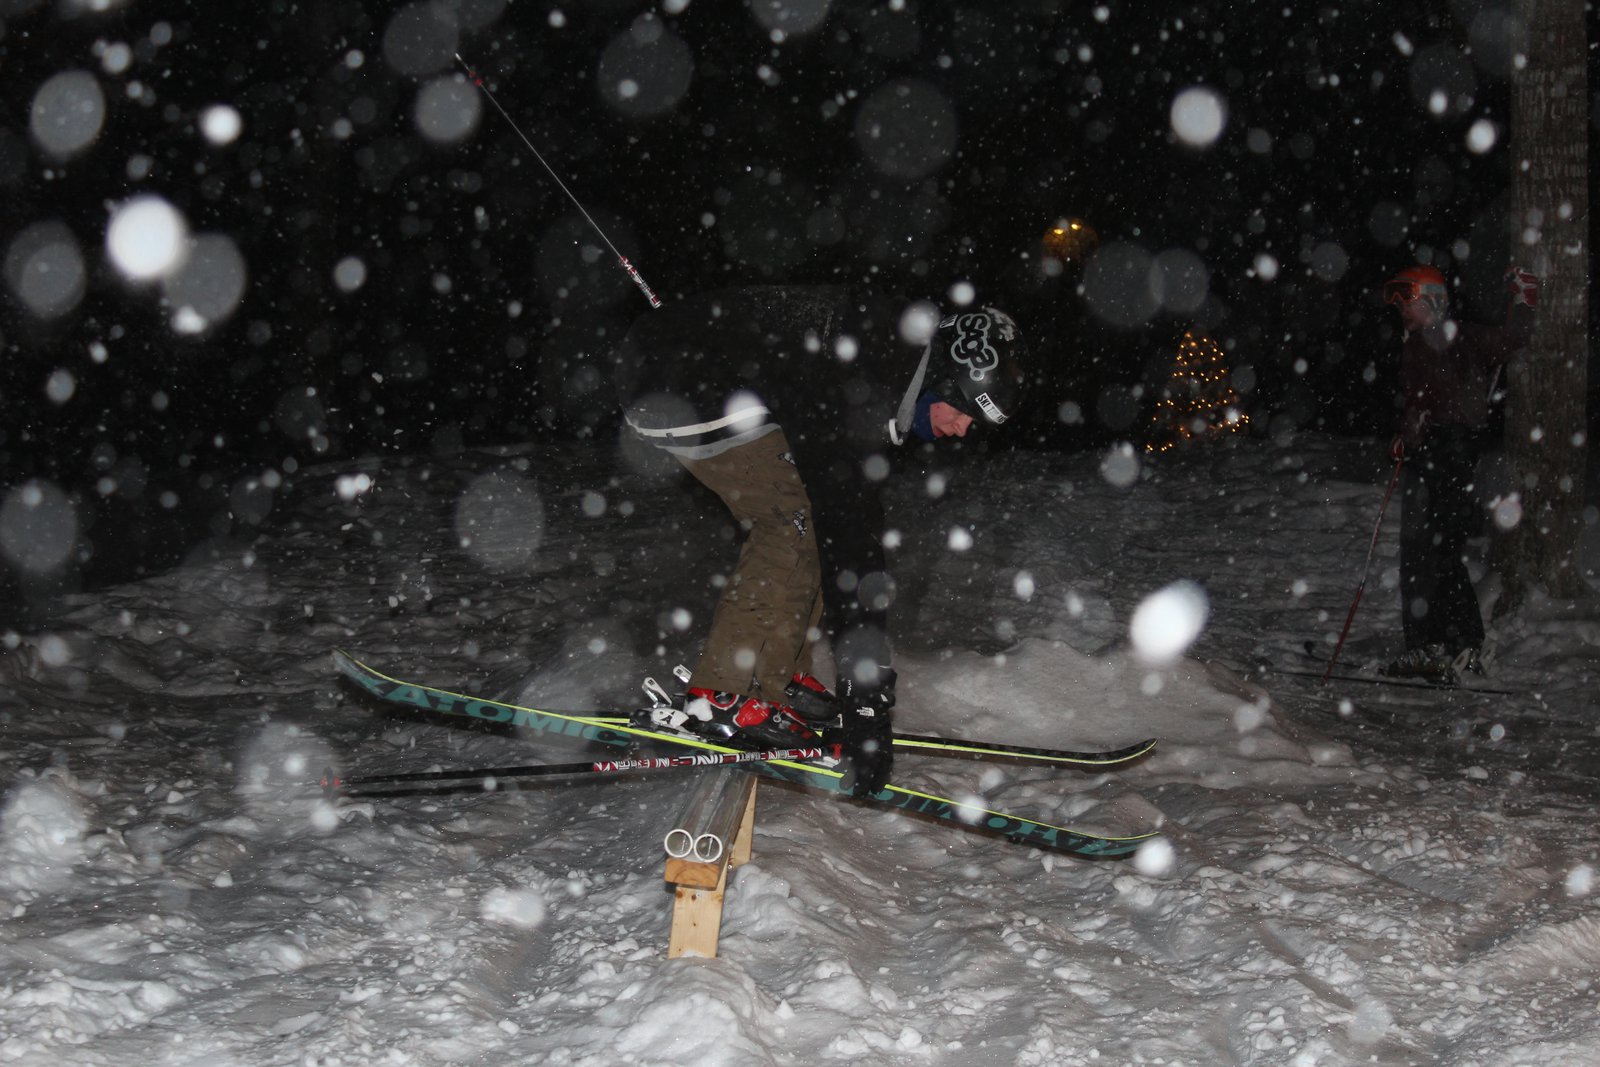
[
  {"x1": 614, "y1": 286, "x2": 929, "y2": 669},
  {"x1": 1398, "y1": 302, "x2": 1532, "y2": 447}
]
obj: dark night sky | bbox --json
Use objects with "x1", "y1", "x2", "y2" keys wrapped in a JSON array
[{"x1": 0, "y1": 0, "x2": 1595, "y2": 610}]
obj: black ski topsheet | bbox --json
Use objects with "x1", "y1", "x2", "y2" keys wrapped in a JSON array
[
  {"x1": 1263, "y1": 663, "x2": 1517, "y2": 696},
  {"x1": 331, "y1": 651, "x2": 1160, "y2": 859}
]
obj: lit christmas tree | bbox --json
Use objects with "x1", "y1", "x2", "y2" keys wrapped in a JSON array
[{"x1": 1145, "y1": 330, "x2": 1250, "y2": 453}]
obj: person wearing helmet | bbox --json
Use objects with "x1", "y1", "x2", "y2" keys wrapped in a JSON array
[
  {"x1": 616, "y1": 287, "x2": 1027, "y2": 796},
  {"x1": 1381, "y1": 263, "x2": 1537, "y2": 682},
  {"x1": 889, "y1": 307, "x2": 1027, "y2": 443}
]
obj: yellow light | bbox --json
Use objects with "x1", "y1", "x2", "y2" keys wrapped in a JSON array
[{"x1": 1042, "y1": 217, "x2": 1099, "y2": 262}]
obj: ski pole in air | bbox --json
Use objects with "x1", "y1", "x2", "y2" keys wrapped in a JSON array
[
  {"x1": 1323, "y1": 455, "x2": 1405, "y2": 681},
  {"x1": 455, "y1": 52, "x2": 662, "y2": 310}
]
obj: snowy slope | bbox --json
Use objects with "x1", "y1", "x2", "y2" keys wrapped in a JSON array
[{"x1": 2, "y1": 433, "x2": 1598, "y2": 1067}]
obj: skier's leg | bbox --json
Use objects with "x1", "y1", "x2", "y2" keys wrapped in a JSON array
[
  {"x1": 676, "y1": 429, "x2": 822, "y2": 699},
  {"x1": 1397, "y1": 459, "x2": 1435, "y2": 650},
  {"x1": 1428, "y1": 439, "x2": 1487, "y2": 651}
]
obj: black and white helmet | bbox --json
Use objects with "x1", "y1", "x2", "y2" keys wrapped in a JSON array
[{"x1": 929, "y1": 307, "x2": 1028, "y2": 426}]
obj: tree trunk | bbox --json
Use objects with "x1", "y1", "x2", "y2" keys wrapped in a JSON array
[{"x1": 1495, "y1": 0, "x2": 1590, "y2": 611}]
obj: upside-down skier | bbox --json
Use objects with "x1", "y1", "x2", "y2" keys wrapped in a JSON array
[{"x1": 615, "y1": 286, "x2": 1028, "y2": 796}]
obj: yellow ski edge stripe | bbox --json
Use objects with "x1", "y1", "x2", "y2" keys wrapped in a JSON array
[
  {"x1": 581, "y1": 718, "x2": 1157, "y2": 766},
  {"x1": 335, "y1": 651, "x2": 747, "y2": 758},
  {"x1": 892, "y1": 737, "x2": 1158, "y2": 764},
  {"x1": 878, "y1": 783, "x2": 1162, "y2": 844}
]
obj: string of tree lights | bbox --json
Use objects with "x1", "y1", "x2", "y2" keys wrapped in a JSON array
[{"x1": 1146, "y1": 330, "x2": 1250, "y2": 454}]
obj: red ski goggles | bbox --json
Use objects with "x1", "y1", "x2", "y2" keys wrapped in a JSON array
[{"x1": 1383, "y1": 279, "x2": 1446, "y2": 306}]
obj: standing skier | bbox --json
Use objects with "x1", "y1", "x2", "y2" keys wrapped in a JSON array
[
  {"x1": 616, "y1": 286, "x2": 1027, "y2": 795},
  {"x1": 1381, "y1": 263, "x2": 1537, "y2": 680}
]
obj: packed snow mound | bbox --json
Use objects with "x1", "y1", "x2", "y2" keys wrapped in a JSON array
[
  {"x1": 0, "y1": 772, "x2": 92, "y2": 898},
  {"x1": 899, "y1": 638, "x2": 1369, "y2": 790}
]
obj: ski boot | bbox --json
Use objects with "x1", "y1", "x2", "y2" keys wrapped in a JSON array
[
  {"x1": 1451, "y1": 645, "x2": 1486, "y2": 677},
  {"x1": 783, "y1": 671, "x2": 844, "y2": 724},
  {"x1": 1381, "y1": 643, "x2": 1458, "y2": 685},
  {"x1": 633, "y1": 667, "x2": 820, "y2": 748}
]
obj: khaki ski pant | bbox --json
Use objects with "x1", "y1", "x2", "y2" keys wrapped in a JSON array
[{"x1": 675, "y1": 429, "x2": 823, "y2": 698}]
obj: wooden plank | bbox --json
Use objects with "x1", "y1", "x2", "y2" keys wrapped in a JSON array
[
  {"x1": 729, "y1": 780, "x2": 757, "y2": 867},
  {"x1": 667, "y1": 860, "x2": 728, "y2": 959},
  {"x1": 664, "y1": 776, "x2": 758, "y2": 958},
  {"x1": 664, "y1": 854, "x2": 724, "y2": 889}
]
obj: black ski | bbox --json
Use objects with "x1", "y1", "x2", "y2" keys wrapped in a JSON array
[
  {"x1": 1261, "y1": 662, "x2": 1517, "y2": 696},
  {"x1": 1290, "y1": 640, "x2": 1516, "y2": 694}
]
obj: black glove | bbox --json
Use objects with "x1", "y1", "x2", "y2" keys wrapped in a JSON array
[{"x1": 836, "y1": 674, "x2": 895, "y2": 798}]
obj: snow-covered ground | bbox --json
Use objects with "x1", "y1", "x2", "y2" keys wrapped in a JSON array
[{"x1": 2, "y1": 431, "x2": 1598, "y2": 1066}]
